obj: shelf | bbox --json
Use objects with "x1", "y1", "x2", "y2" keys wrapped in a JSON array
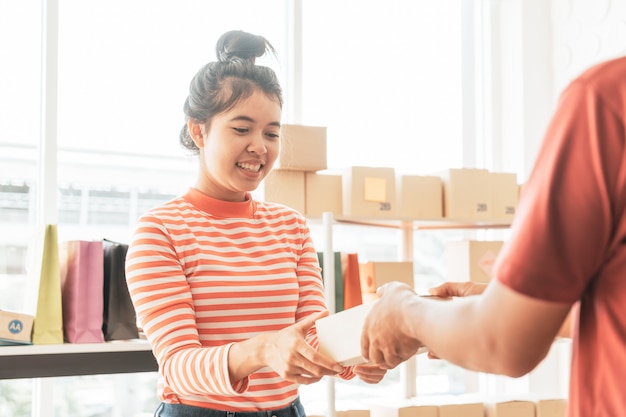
[
  {"x1": 0, "y1": 340, "x2": 157, "y2": 379},
  {"x1": 322, "y1": 216, "x2": 511, "y2": 231}
]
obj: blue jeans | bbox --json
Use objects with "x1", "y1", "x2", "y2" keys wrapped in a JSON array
[{"x1": 154, "y1": 398, "x2": 306, "y2": 417}]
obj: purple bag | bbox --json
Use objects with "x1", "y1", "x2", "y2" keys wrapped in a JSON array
[{"x1": 59, "y1": 240, "x2": 105, "y2": 343}]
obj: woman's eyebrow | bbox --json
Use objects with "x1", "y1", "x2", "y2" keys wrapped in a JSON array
[{"x1": 229, "y1": 115, "x2": 281, "y2": 128}]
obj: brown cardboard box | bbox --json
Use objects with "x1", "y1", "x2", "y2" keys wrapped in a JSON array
[
  {"x1": 485, "y1": 400, "x2": 535, "y2": 417},
  {"x1": 490, "y1": 172, "x2": 519, "y2": 220},
  {"x1": 337, "y1": 409, "x2": 371, "y2": 417},
  {"x1": 316, "y1": 301, "x2": 377, "y2": 366},
  {"x1": 439, "y1": 168, "x2": 491, "y2": 220},
  {"x1": 305, "y1": 172, "x2": 343, "y2": 217},
  {"x1": 342, "y1": 166, "x2": 397, "y2": 219},
  {"x1": 445, "y1": 240, "x2": 504, "y2": 282},
  {"x1": 369, "y1": 400, "x2": 438, "y2": 417},
  {"x1": 263, "y1": 169, "x2": 306, "y2": 214},
  {"x1": 403, "y1": 394, "x2": 483, "y2": 417},
  {"x1": 397, "y1": 175, "x2": 443, "y2": 219},
  {"x1": 439, "y1": 403, "x2": 484, "y2": 417},
  {"x1": 276, "y1": 124, "x2": 327, "y2": 171},
  {"x1": 536, "y1": 399, "x2": 567, "y2": 417},
  {"x1": 0, "y1": 310, "x2": 34, "y2": 345},
  {"x1": 359, "y1": 261, "x2": 414, "y2": 293}
]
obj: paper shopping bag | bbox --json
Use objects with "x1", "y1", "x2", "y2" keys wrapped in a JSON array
[
  {"x1": 317, "y1": 251, "x2": 344, "y2": 312},
  {"x1": 59, "y1": 240, "x2": 105, "y2": 343},
  {"x1": 24, "y1": 224, "x2": 64, "y2": 344},
  {"x1": 341, "y1": 252, "x2": 363, "y2": 310},
  {"x1": 102, "y1": 239, "x2": 139, "y2": 340}
]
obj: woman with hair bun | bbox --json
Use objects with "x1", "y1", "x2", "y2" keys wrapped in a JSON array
[{"x1": 125, "y1": 30, "x2": 386, "y2": 417}]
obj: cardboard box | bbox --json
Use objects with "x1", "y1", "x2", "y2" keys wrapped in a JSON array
[
  {"x1": 342, "y1": 166, "x2": 397, "y2": 219},
  {"x1": 490, "y1": 172, "x2": 519, "y2": 220},
  {"x1": 263, "y1": 169, "x2": 306, "y2": 214},
  {"x1": 439, "y1": 402, "x2": 485, "y2": 417},
  {"x1": 485, "y1": 400, "x2": 535, "y2": 417},
  {"x1": 445, "y1": 240, "x2": 504, "y2": 282},
  {"x1": 438, "y1": 402, "x2": 484, "y2": 417},
  {"x1": 336, "y1": 407, "x2": 371, "y2": 417},
  {"x1": 359, "y1": 261, "x2": 414, "y2": 293},
  {"x1": 439, "y1": 168, "x2": 491, "y2": 220},
  {"x1": 316, "y1": 301, "x2": 377, "y2": 366},
  {"x1": 536, "y1": 399, "x2": 567, "y2": 417},
  {"x1": 415, "y1": 395, "x2": 484, "y2": 417},
  {"x1": 369, "y1": 399, "x2": 438, "y2": 417},
  {"x1": 0, "y1": 310, "x2": 34, "y2": 345},
  {"x1": 305, "y1": 172, "x2": 343, "y2": 217},
  {"x1": 276, "y1": 124, "x2": 327, "y2": 171},
  {"x1": 397, "y1": 175, "x2": 443, "y2": 219}
]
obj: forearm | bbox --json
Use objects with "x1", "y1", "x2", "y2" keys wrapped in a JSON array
[
  {"x1": 227, "y1": 333, "x2": 273, "y2": 383},
  {"x1": 410, "y1": 282, "x2": 570, "y2": 377}
]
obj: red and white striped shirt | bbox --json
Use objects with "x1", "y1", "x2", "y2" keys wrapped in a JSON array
[{"x1": 126, "y1": 187, "x2": 352, "y2": 411}]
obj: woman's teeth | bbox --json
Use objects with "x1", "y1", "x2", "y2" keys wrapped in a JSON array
[{"x1": 237, "y1": 162, "x2": 262, "y2": 172}]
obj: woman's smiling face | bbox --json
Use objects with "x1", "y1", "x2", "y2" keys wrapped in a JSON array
[{"x1": 189, "y1": 89, "x2": 282, "y2": 202}]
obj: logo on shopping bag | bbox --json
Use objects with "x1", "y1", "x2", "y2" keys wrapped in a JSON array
[{"x1": 8, "y1": 319, "x2": 23, "y2": 335}]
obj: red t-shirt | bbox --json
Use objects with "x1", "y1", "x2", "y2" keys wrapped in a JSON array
[{"x1": 494, "y1": 56, "x2": 626, "y2": 417}]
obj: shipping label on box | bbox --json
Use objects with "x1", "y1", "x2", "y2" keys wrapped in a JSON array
[
  {"x1": 359, "y1": 261, "x2": 414, "y2": 293},
  {"x1": 490, "y1": 172, "x2": 519, "y2": 220},
  {"x1": 276, "y1": 124, "x2": 327, "y2": 171},
  {"x1": 438, "y1": 168, "x2": 491, "y2": 220},
  {"x1": 305, "y1": 172, "x2": 343, "y2": 218},
  {"x1": 342, "y1": 166, "x2": 397, "y2": 219},
  {"x1": 316, "y1": 301, "x2": 377, "y2": 366},
  {"x1": 397, "y1": 175, "x2": 443, "y2": 219},
  {"x1": 263, "y1": 169, "x2": 306, "y2": 214},
  {"x1": 445, "y1": 240, "x2": 504, "y2": 282},
  {"x1": 0, "y1": 310, "x2": 34, "y2": 345}
]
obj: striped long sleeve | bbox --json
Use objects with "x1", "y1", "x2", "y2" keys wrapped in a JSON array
[{"x1": 125, "y1": 188, "x2": 352, "y2": 411}]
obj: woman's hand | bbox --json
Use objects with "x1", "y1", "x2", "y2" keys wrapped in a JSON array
[
  {"x1": 263, "y1": 311, "x2": 344, "y2": 385},
  {"x1": 352, "y1": 363, "x2": 387, "y2": 384},
  {"x1": 428, "y1": 281, "x2": 488, "y2": 298}
]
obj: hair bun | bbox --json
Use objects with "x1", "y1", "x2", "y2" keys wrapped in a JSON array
[{"x1": 215, "y1": 30, "x2": 273, "y2": 64}]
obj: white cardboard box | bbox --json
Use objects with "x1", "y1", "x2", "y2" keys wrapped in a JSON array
[
  {"x1": 316, "y1": 301, "x2": 377, "y2": 366},
  {"x1": 0, "y1": 310, "x2": 34, "y2": 345}
]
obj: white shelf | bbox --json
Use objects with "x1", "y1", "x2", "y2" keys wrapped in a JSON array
[
  {"x1": 0, "y1": 339, "x2": 157, "y2": 379},
  {"x1": 320, "y1": 212, "x2": 511, "y2": 417},
  {"x1": 0, "y1": 339, "x2": 151, "y2": 356},
  {"x1": 331, "y1": 215, "x2": 512, "y2": 230}
]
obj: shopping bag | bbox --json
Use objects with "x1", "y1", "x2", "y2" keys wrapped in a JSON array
[
  {"x1": 24, "y1": 224, "x2": 64, "y2": 344},
  {"x1": 341, "y1": 252, "x2": 363, "y2": 310},
  {"x1": 59, "y1": 240, "x2": 105, "y2": 343},
  {"x1": 102, "y1": 239, "x2": 139, "y2": 340},
  {"x1": 317, "y1": 251, "x2": 344, "y2": 312}
]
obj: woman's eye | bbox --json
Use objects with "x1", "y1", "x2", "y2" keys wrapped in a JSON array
[
  {"x1": 233, "y1": 127, "x2": 249, "y2": 134},
  {"x1": 266, "y1": 132, "x2": 280, "y2": 139}
]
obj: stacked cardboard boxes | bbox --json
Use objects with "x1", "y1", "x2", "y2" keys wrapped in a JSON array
[{"x1": 264, "y1": 124, "x2": 343, "y2": 217}]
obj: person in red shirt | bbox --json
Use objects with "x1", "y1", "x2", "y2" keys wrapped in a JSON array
[{"x1": 361, "y1": 55, "x2": 626, "y2": 417}]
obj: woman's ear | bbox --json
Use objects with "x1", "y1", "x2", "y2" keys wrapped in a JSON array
[{"x1": 188, "y1": 119, "x2": 205, "y2": 149}]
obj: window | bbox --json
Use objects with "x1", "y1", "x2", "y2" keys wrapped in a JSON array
[{"x1": 301, "y1": 0, "x2": 464, "y2": 174}]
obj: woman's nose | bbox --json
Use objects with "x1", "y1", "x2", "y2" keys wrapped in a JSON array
[{"x1": 247, "y1": 133, "x2": 267, "y2": 154}]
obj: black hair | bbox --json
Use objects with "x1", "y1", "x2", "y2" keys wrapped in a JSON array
[{"x1": 179, "y1": 30, "x2": 283, "y2": 153}]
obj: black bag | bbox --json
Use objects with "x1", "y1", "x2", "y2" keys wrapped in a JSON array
[{"x1": 102, "y1": 239, "x2": 139, "y2": 341}]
